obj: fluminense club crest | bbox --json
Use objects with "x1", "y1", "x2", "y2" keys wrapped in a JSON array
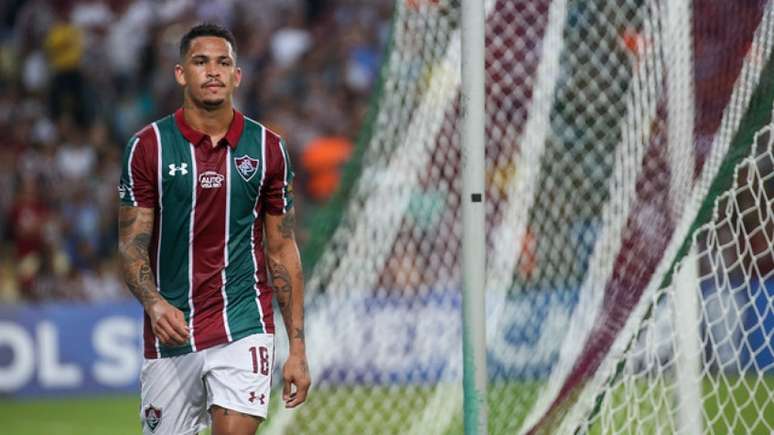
[
  {"x1": 144, "y1": 405, "x2": 162, "y2": 432},
  {"x1": 234, "y1": 155, "x2": 260, "y2": 182}
]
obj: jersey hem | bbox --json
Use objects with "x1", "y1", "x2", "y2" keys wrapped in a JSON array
[{"x1": 144, "y1": 325, "x2": 274, "y2": 359}]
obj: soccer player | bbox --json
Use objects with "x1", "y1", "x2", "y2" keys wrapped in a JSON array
[{"x1": 117, "y1": 23, "x2": 310, "y2": 435}]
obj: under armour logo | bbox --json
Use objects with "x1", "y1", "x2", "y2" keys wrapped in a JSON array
[
  {"x1": 168, "y1": 163, "x2": 188, "y2": 176},
  {"x1": 248, "y1": 392, "x2": 265, "y2": 405}
]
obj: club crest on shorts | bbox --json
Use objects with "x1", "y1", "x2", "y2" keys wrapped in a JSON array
[
  {"x1": 234, "y1": 155, "x2": 260, "y2": 182},
  {"x1": 144, "y1": 405, "x2": 162, "y2": 432}
]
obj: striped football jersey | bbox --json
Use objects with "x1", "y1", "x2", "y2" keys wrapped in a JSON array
[{"x1": 119, "y1": 109, "x2": 293, "y2": 358}]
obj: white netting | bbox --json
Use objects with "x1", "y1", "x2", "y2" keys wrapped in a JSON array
[
  {"x1": 575, "y1": 125, "x2": 774, "y2": 434},
  {"x1": 264, "y1": 1, "x2": 774, "y2": 434}
]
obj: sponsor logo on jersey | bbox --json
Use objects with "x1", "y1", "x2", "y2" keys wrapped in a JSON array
[
  {"x1": 234, "y1": 155, "x2": 259, "y2": 182},
  {"x1": 144, "y1": 405, "x2": 162, "y2": 432},
  {"x1": 199, "y1": 171, "x2": 224, "y2": 189},
  {"x1": 118, "y1": 184, "x2": 128, "y2": 199},
  {"x1": 168, "y1": 163, "x2": 188, "y2": 176}
]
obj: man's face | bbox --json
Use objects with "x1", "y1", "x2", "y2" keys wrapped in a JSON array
[{"x1": 175, "y1": 36, "x2": 241, "y2": 110}]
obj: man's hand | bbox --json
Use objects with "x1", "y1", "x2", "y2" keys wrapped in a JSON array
[
  {"x1": 145, "y1": 298, "x2": 189, "y2": 346},
  {"x1": 282, "y1": 353, "x2": 311, "y2": 408}
]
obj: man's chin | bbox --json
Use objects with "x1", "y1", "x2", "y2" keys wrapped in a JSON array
[{"x1": 200, "y1": 98, "x2": 226, "y2": 110}]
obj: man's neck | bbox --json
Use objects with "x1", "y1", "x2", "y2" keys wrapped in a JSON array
[{"x1": 182, "y1": 100, "x2": 233, "y2": 138}]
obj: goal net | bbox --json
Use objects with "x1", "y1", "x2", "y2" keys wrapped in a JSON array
[{"x1": 265, "y1": 1, "x2": 774, "y2": 433}]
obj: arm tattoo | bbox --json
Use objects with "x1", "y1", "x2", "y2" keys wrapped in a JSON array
[
  {"x1": 278, "y1": 210, "x2": 295, "y2": 240},
  {"x1": 118, "y1": 205, "x2": 160, "y2": 308},
  {"x1": 266, "y1": 212, "x2": 305, "y2": 346},
  {"x1": 269, "y1": 259, "x2": 305, "y2": 343},
  {"x1": 133, "y1": 232, "x2": 151, "y2": 248},
  {"x1": 119, "y1": 212, "x2": 137, "y2": 228},
  {"x1": 269, "y1": 259, "x2": 292, "y2": 319},
  {"x1": 138, "y1": 264, "x2": 153, "y2": 283}
]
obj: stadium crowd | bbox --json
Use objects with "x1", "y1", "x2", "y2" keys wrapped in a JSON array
[{"x1": 0, "y1": 0, "x2": 392, "y2": 302}]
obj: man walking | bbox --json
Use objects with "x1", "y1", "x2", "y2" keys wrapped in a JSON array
[{"x1": 118, "y1": 23, "x2": 310, "y2": 435}]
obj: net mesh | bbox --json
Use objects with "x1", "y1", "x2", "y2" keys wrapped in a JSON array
[
  {"x1": 577, "y1": 130, "x2": 774, "y2": 433},
  {"x1": 265, "y1": 1, "x2": 774, "y2": 433}
]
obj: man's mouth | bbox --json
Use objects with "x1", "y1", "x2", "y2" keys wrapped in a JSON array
[{"x1": 204, "y1": 82, "x2": 225, "y2": 88}]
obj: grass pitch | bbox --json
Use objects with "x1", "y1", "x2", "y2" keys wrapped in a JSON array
[
  {"x1": 1, "y1": 376, "x2": 771, "y2": 434},
  {"x1": 0, "y1": 395, "x2": 142, "y2": 435}
]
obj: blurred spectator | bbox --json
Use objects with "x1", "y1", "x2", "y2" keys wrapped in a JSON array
[
  {"x1": 82, "y1": 259, "x2": 126, "y2": 300},
  {"x1": 0, "y1": 0, "x2": 392, "y2": 303},
  {"x1": 271, "y1": 9, "x2": 311, "y2": 69},
  {"x1": 6, "y1": 177, "x2": 52, "y2": 300},
  {"x1": 301, "y1": 134, "x2": 353, "y2": 202},
  {"x1": 45, "y1": 8, "x2": 91, "y2": 128}
]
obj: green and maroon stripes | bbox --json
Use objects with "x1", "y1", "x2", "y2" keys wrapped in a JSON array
[
  {"x1": 279, "y1": 138, "x2": 295, "y2": 213},
  {"x1": 220, "y1": 149, "x2": 233, "y2": 341},
  {"x1": 119, "y1": 125, "x2": 159, "y2": 209},
  {"x1": 119, "y1": 137, "x2": 140, "y2": 206},
  {"x1": 225, "y1": 118, "x2": 272, "y2": 340},
  {"x1": 119, "y1": 123, "x2": 162, "y2": 358},
  {"x1": 128, "y1": 112, "x2": 288, "y2": 358},
  {"x1": 262, "y1": 127, "x2": 295, "y2": 216},
  {"x1": 154, "y1": 116, "x2": 196, "y2": 357},
  {"x1": 189, "y1": 135, "x2": 231, "y2": 351}
]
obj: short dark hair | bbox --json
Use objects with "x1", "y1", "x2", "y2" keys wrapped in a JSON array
[{"x1": 179, "y1": 23, "x2": 237, "y2": 59}]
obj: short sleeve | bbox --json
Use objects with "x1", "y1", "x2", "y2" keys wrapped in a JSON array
[
  {"x1": 118, "y1": 131, "x2": 158, "y2": 208},
  {"x1": 263, "y1": 134, "x2": 295, "y2": 215}
]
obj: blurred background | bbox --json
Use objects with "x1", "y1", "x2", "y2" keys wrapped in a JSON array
[
  {"x1": 0, "y1": 0, "x2": 391, "y2": 303},
  {"x1": 1, "y1": 0, "x2": 773, "y2": 434},
  {"x1": 0, "y1": 3, "x2": 391, "y2": 430}
]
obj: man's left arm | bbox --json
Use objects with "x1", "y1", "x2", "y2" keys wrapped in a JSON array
[{"x1": 265, "y1": 208, "x2": 311, "y2": 408}]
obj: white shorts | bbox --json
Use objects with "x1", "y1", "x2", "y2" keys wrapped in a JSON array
[{"x1": 140, "y1": 333, "x2": 275, "y2": 435}]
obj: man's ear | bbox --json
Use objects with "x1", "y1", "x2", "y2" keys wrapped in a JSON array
[
  {"x1": 234, "y1": 67, "x2": 242, "y2": 88},
  {"x1": 174, "y1": 64, "x2": 187, "y2": 87}
]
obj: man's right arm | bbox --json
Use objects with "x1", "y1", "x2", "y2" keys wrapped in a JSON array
[{"x1": 118, "y1": 205, "x2": 189, "y2": 346}]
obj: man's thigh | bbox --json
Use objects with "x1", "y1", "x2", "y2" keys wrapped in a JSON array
[
  {"x1": 204, "y1": 333, "x2": 275, "y2": 426},
  {"x1": 140, "y1": 352, "x2": 209, "y2": 435},
  {"x1": 210, "y1": 404, "x2": 263, "y2": 435}
]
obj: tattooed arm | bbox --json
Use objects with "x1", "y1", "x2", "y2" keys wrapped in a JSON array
[
  {"x1": 118, "y1": 205, "x2": 189, "y2": 346},
  {"x1": 265, "y1": 208, "x2": 311, "y2": 408}
]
